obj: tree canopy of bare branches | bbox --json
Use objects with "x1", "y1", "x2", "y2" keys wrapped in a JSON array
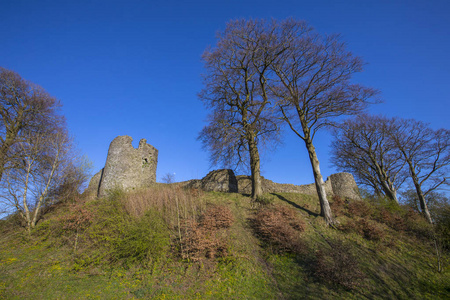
[
  {"x1": 199, "y1": 19, "x2": 377, "y2": 224},
  {"x1": 269, "y1": 19, "x2": 377, "y2": 225},
  {"x1": 332, "y1": 115, "x2": 449, "y2": 223},
  {"x1": 198, "y1": 19, "x2": 284, "y2": 199},
  {"x1": 331, "y1": 115, "x2": 405, "y2": 204},
  {"x1": 0, "y1": 67, "x2": 60, "y2": 181},
  {"x1": 390, "y1": 118, "x2": 449, "y2": 223},
  {"x1": 0, "y1": 67, "x2": 90, "y2": 231}
]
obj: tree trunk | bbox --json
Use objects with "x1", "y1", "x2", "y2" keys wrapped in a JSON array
[
  {"x1": 248, "y1": 135, "x2": 262, "y2": 200},
  {"x1": 380, "y1": 180, "x2": 399, "y2": 204},
  {"x1": 368, "y1": 154, "x2": 399, "y2": 204},
  {"x1": 304, "y1": 137, "x2": 336, "y2": 226},
  {"x1": 406, "y1": 160, "x2": 433, "y2": 224}
]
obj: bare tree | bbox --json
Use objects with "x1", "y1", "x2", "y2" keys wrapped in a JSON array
[
  {"x1": 0, "y1": 123, "x2": 86, "y2": 231},
  {"x1": 270, "y1": 20, "x2": 377, "y2": 225},
  {"x1": 0, "y1": 67, "x2": 59, "y2": 181},
  {"x1": 0, "y1": 67, "x2": 89, "y2": 231},
  {"x1": 162, "y1": 172, "x2": 175, "y2": 184},
  {"x1": 198, "y1": 20, "x2": 284, "y2": 200},
  {"x1": 390, "y1": 119, "x2": 449, "y2": 223},
  {"x1": 331, "y1": 115, "x2": 405, "y2": 204}
]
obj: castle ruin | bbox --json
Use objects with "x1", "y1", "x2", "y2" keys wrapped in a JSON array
[
  {"x1": 87, "y1": 136, "x2": 360, "y2": 201},
  {"x1": 88, "y1": 135, "x2": 158, "y2": 197},
  {"x1": 181, "y1": 169, "x2": 361, "y2": 201}
]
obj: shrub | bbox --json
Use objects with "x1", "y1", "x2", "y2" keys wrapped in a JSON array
[
  {"x1": 375, "y1": 208, "x2": 407, "y2": 231},
  {"x1": 179, "y1": 205, "x2": 234, "y2": 261},
  {"x1": 340, "y1": 218, "x2": 385, "y2": 242},
  {"x1": 403, "y1": 208, "x2": 434, "y2": 240},
  {"x1": 112, "y1": 209, "x2": 170, "y2": 263},
  {"x1": 347, "y1": 201, "x2": 374, "y2": 218},
  {"x1": 253, "y1": 205, "x2": 306, "y2": 254},
  {"x1": 330, "y1": 195, "x2": 346, "y2": 217},
  {"x1": 435, "y1": 205, "x2": 450, "y2": 250},
  {"x1": 313, "y1": 239, "x2": 364, "y2": 290},
  {"x1": 59, "y1": 203, "x2": 95, "y2": 233},
  {"x1": 199, "y1": 205, "x2": 234, "y2": 230}
]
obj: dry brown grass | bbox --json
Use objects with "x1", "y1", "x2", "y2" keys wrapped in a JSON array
[
  {"x1": 118, "y1": 186, "x2": 235, "y2": 261},
  {"x1": 119, "y1": 185, "x2": 206, "y2": 229}
]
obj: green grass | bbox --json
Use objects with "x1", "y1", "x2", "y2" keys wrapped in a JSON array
[{"x1": 0, "y1": 187, "x2": 449, "y2": 299}]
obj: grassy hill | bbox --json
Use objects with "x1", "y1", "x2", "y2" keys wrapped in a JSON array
[{"x1": 0, "y1": 185, "x2": 449, "y2": 299}]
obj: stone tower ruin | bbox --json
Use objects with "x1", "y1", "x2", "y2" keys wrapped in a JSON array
[{"x1": 89, "y1": 136, "x2": 158, "y2": 197}]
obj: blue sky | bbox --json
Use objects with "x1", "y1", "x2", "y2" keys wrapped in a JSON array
[{"x1": 1, "y1": 0, "x2": 449, "y2": 186}]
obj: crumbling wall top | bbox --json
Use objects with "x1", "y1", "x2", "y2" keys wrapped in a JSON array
[{"x1": 97, "y1": 135, "x2": 158, "y2": 197}]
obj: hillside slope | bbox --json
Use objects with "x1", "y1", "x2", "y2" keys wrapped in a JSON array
[{"x1": 0, "y1": 186, "x2": 449, "y2": 299}]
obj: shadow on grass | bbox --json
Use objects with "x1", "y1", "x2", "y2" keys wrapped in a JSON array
[{"x1": 271, "y1": 193, "x2": 319, "y2": 217}]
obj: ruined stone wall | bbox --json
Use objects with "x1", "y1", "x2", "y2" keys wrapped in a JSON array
[
  {"x1": 181, "y1": 169, "x2": 238, "y2": 193},
  {"x1": 178, "y1": 169, "x2": 360, "y2": 200},
  {"x1": 236, "y1": 176, "x2": 333, "y2": 195},
  {"x1": 85, "y1": 137, "x2": 358, "y2": 201},
  {"x1": 84, "y1": 168, "x2": 103, "y2": 196},
  {"x1": 93, "y1": 136, "x2": 158, "y2": 197},
  {"x1": 328, "y1": 172, "x2": 361, "y2": 200}
]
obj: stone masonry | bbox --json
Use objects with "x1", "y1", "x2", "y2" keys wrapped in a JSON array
[
  {"x1": 88, "y1": 136, "x2": 158, "y2": 197},
  {"x1": 179, "y1": 169, "x2": 361, "y2": 200},
  {"x1": 86, "y1": 136, "x2": 360, "y2": 201}
]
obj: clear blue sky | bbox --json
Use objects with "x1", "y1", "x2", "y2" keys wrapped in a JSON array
[{"x1": 1, "y1": 0, "x2": 449, "y2": 186}]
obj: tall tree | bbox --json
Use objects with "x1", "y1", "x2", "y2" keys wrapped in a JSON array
[
  {"x1": 390, "y1": 118, "x2": 449, "y2": 223},
  {"x1": 1, "y1": 124, "x2": 71, "y2": 231},
  {"x1": 199, "y1": 20, "x2": 284, "y2": 199},
  {"x1": 271, "y1": 20, "x2": 377, "y2": 225},
  {"x1": 331, "y1": 115, "x2": 405, "y2": 204},
  {"x1": 0, "y1": 67, "x2": 89, "y2": 231},
  {"x1": 0, "y1": 67, "x2": 59, "y2": 181}
]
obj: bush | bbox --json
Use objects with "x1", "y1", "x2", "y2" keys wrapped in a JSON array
[
  {"x1": 340, "y1": 218, "x2": 385, "y2": 242},
  {"x1": 347, "y1": 201, "x2": 374, "y2": 218},
  {"x1": 68, "y1": 197, "x2": 171, "y2": 267},
  {"x1": 112, "y1": 209, "x2": 170, "y2": 263},
  {"x1": 435, "y1": 205, "x2": 450, "y2": 250},
  {"x1": 179, "y1": 205, "x2": 234, "y2": 261},
  {"x1": 253, "y1": 205, "x2": 306, "y2": 254},
  {"x1": 330, "y1": 195, "x2": 346, "y2": 217},
  {"x1": 375, "y1": 207, "x2": 407, "y2": 231},
  {"x1": 199, "y1": 205, "x2": 235, "y2": 230},
  {"x1": 313, "y1": 239, "x2": 364, "y2": 290}
]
